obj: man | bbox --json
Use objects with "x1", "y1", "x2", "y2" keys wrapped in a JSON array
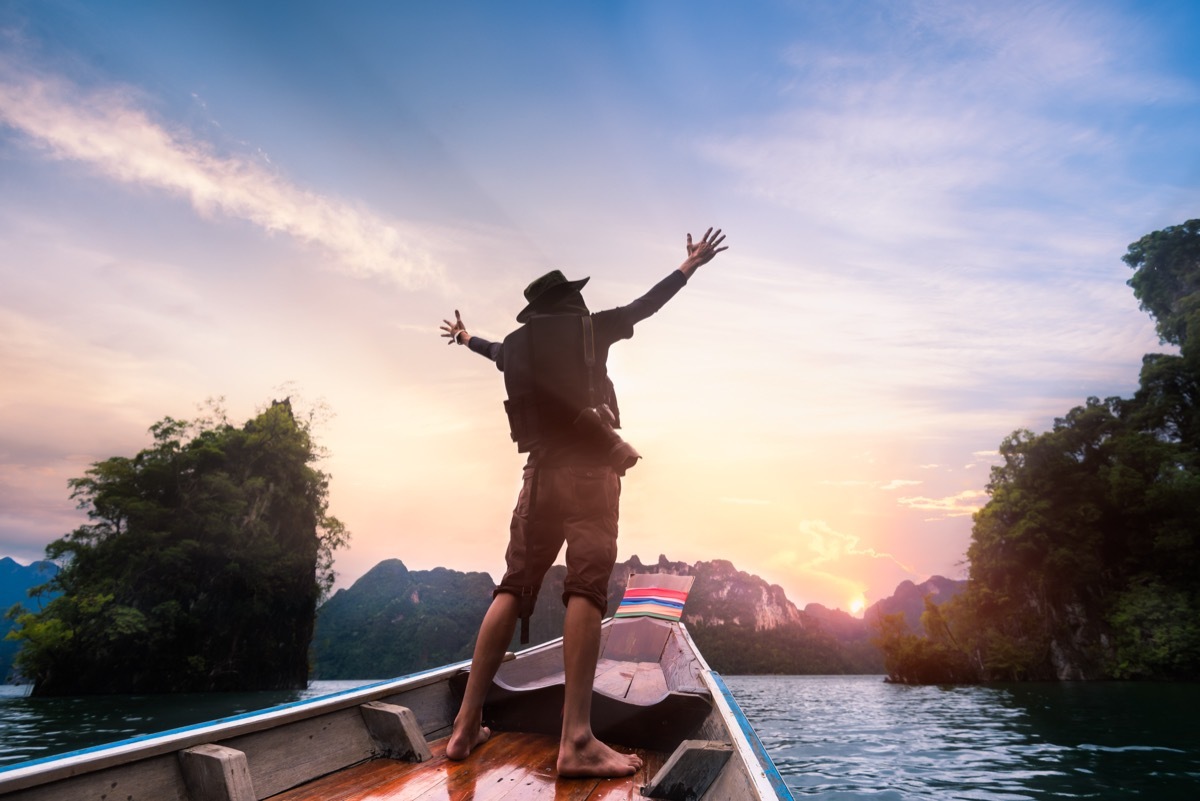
[{"x1": 438, "y1": 227, "x2": 727, "y2": 777}]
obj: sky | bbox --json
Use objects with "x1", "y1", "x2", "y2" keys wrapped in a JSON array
[{"x1": 2, "y1": 0, "x2": 1199, "y2": 617}]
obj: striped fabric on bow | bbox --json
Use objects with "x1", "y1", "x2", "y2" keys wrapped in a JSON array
[{"x1": 613, "y1": 585, "x2": 690, "y2": 621}]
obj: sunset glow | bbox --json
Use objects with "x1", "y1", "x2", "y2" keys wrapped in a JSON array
[{"x1": 2, "y1": 2, "x2": 1197, "y2": 614}]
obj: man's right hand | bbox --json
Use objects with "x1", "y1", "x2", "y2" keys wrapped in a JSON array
[
  {"x1": 678, "y1": 227, "x2": 728, "y2": 277},
  {"x1": 440, "y1": 309, "x2": 470, "y2": 346}
]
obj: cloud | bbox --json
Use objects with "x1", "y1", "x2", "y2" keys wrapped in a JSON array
[
  {"x1": 702, "y1": 0, "x2": 1188, "y2": 262},
  {"x1": 0, "y1": 58, "x2": 442, "y2": 288},
  {"x1": 818, "y1": 478, "x2": 922, "y2": 491},
  {"x1": 880, "y1": 479, "x2": 922, "y2": 491},
  {"x1": 765, "y1": 520, "x2": 920, "y2": 608},
  {"x1": 794, "y1": 520, "x2": 914, "y2": 570},
  {"x1": 897, "y1": 489, "x2": 989, "y2": 519}
]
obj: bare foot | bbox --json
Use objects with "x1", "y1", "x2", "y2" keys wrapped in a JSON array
[
  {"x1": 446, "y1": 718, "x2": 491, "y2": 761},
  {"x1": 557, "y1": 734, "x2": 643, "y2": 778}
]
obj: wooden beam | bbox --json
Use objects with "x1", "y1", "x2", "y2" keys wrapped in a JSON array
[
  {"x1": 359, "y1": 702, "x2": 433, "y2": 762},
  {"x1": 642, "y1": 739, "x2": 732, "y2": 800},
  {"x1": 178, "y1": 744, "x2": 256, "y2": 801}
]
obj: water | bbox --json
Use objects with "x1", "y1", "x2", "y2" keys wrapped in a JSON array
[
  {"x1": 2, "y1": 677, "x2": 1198, "y2": 798},
  {"x1": 724, "y1": 675, "x2": 1200, "y2": 800}
]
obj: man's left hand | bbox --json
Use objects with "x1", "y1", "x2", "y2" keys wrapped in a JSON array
[{"x1": 440, "y1": 310, "x2": 469, "y2": 346}]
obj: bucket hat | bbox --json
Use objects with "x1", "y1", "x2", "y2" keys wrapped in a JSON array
[{"x1": 516, "y1": 270, "x2": 590, "y2": 322}]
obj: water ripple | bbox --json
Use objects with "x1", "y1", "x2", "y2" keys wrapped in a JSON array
[{"x1": 726, "y1": 675, "x2": 1200, "y2": 800}]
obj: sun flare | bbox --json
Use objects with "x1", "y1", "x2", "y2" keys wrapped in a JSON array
[{"x1": 849, "y1": 596, "x2": 867, "y2": 616}]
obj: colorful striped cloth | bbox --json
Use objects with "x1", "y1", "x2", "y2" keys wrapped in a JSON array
[{"x1": 613, "y1": 586, "x2": 689, "y2": 621}]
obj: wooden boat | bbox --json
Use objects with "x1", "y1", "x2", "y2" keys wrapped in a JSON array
[{"x1": 0, "y1": 575, "x2": 793, "y2": 800}]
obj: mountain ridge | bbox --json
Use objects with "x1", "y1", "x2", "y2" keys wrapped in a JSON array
[
  {"x1": 0, "y1": 557, "x2": 60, "y2": 682},
  {"x1": 310, "y1": 554, "x2": 963, "y2": 678}
]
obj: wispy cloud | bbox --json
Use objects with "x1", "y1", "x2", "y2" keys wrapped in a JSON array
[
  {"x1": 819, "y1": 478, "x2": 923, "y2": 491},
  {"x1": 897, "y1": 489, "x2": 989, "y2": 519},
  {"x1": 0, "y1": 58, "x2": 442, "y2": 288},
  {"x1": 707, "y1": 1, "x2": 1186, "y2": 250},
  {"x1": 790, "y1": 520, "x2": 915, "y2": 573},
  {"x1": 765, "y1": 519, "x2": 920, "y2": 608}
]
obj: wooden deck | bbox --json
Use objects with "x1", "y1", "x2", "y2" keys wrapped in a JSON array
[{"x1": 269, "y1": 732, "x2": 667, "y2": 801}]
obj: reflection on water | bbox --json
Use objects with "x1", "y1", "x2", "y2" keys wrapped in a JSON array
[
  {"x1": 725, "y1": 675, "x2": 1200, "y2": 800},
  {"x1": 0, "y1": 681, "x2": 370, "y2": 768}
]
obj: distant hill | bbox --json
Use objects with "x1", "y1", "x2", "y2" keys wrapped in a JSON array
[
  {"x1": 803, "y1": 602, "x2": 874, "y2": 642},
  {"x1": 862, "y1": 575, "x2": 967, "y2": 633},
  {"x1": 0, "y1": 557, "x2": 59, "y2": 683},
  {"x1": 310, "y1": 560, "x2": 495, "y2": 680},
  {"x1": 312, "y1": 555, "x2": 966, "y2": 678}
]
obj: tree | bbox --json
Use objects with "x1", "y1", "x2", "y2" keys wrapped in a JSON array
[
  {"x1": 1124, "y1": 218, "x2": 1200, "y2": 349},
  {"x1": 875, "y1": 220, "x2": 1200, "y2": 682},
  {"x1": 7, "y1": 399, "x2": 349, "y2": 695}
]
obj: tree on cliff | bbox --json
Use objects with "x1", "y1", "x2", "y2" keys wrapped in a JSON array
[
  {"x1": 6, "y1": 399, "x2": 349, "y2": 695},
  {"x1": 877, "y1": 220, "x2": 1200, "y2": 682}
]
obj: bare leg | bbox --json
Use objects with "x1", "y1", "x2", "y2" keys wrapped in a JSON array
[
  {"x1": 447, "y1": 593, "x2": 518, "y2": 760},
  {"x1": 556, "y1": 595, "x2": 644, "y2": 777}
]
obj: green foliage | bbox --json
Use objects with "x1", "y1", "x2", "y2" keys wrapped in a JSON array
[
  {"x1": 8, "y1": 399, "x2": 349, "y2": 695},
  {"x1": 1123, "y1": 219, "x2": 1200, "y2": 348},
  {"x1": 690, "y1": 620, "x2": 882, "y2": 675},
  {"x1": 310, "y1": 561, "x2": 493, "y2": 679},
  {"x1": 872, "y1": 602, "x2": 978, "y2": 684},
  {"x1": 1108, "y1": 578, "x2": 1200, "y2": 679},
  {"x1": 877, "y1": 219, "x2": 1200, "y2": 683}
]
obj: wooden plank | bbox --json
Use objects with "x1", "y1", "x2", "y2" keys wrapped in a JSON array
[
  {"x1": 267, "y1": 758, "x2": 418, "y2": 801},
  {"x1": 359, "y1": 702, "x2": 432, "y2": 762},
  {"x1": 624, "y1": 662, "x2": 669, "y2": 706},
  {"x1": 696, "y1": 751, "x2": 759, "y2": 801},
  {"x1": 265, "y1": 733, "x2": 670, "y2": 801},
  {"x1": 642, "y1": 740, "x2": 733, "y2": 801},
  {"x1": 658, "y1": 629, "x2": 706, "y2": 696},
  {"x1": 178, "y1": 743, "x2": 256, "y2": 801},
  {"x1": 437, "y1": 734, "x2": 539, "y2": 801},
  {"x1": 378, "y1": 680, "x2": 459, "y2": 737},
  {"x1": 586, "y1": 746, "x2": 668, "y2": 801},
  {"x1": 592, "y1": 660, "x2": 635, "y2": 698},
  {"x1": 590, "y1": 692, "x2": 713, "y2": 751},
  {"x1": 0, "y1": 754, "x2": 189, "y2": 801},
  {"x1": 452, "y1": 733, "x2": 559, "y2": 801},
  {"x1": 221, "y1": 706, "x2": 375, "y2": 799},
  {"x1": 492, "y1": 643, "x2": 567, "y2": 692}
]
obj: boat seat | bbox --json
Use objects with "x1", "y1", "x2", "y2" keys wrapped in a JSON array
[
  {"x1": 449, "y1": 616, "x2": 712, "y2": 750},
  {"x1": 448, "y1": 576, "x2": 714, "y2": 750}
]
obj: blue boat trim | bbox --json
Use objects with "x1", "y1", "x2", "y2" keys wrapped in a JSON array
[
  {"x1": 0, "y1": 660, "x2": 470, "y2": 775},
  {"x1": 710, "y1": 672, "x2": 795, "y2": 801}
]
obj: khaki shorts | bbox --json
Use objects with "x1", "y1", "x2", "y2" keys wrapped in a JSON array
[{"x1": 495, "y1": 464, "x2": 620, "y2": 613}]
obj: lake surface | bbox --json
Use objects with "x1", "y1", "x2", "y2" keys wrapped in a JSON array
[
  {"x1": 725, "y1": 675, "x2": 1200, "y2": 800},
  {"x1": 2, "y1": 675, "x2": 1198, "y2": 798}
]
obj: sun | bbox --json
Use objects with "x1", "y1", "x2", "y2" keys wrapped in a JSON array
[{"x1": 849, "y1": 595, "x2": 867, "y2": 616}]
